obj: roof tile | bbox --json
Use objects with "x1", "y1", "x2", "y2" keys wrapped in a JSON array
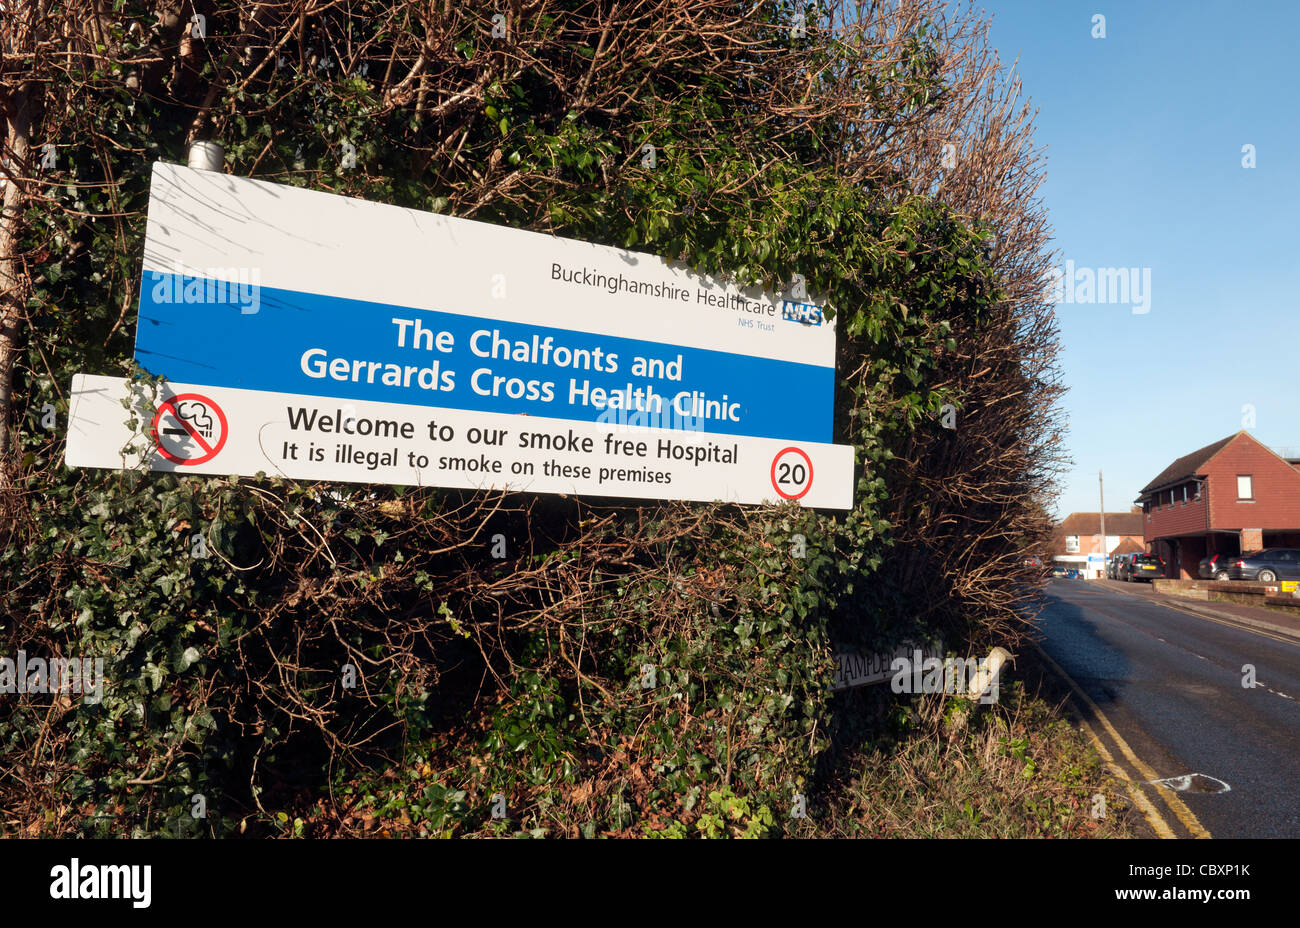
[
  {"x1": 1055, "y1": 511, "x2": 1144, "y2": 536},
  {"x1": 1139, "y1": 433, "x2": 1240, "y2": 494}
]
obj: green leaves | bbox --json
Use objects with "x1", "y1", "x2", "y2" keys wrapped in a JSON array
[{"x1": 6, "y1": 0, "x2": 1037, "y2": 840}]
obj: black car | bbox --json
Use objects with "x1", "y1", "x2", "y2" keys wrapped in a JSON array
[
  {"x1": 1123, "y1": 553, "x2": 1165, "y2": 582},
  {"x1": 1223, "y1": 548, "x2": 1300, "y2": 582},
  {"x1": 1198, "y1": 552, "x2": 1234, "y2": 581}
]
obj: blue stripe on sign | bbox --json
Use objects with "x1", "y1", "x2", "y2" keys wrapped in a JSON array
[{"x1": 134, "y1": 273, "x2": 834, "y2": 442}]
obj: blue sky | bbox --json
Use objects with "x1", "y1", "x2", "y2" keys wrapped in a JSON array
[{"x1": 983, "y1": 1, "x2": 1300, "y2": 518}]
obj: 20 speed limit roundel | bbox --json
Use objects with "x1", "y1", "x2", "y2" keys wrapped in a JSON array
[
  {"x1": 770, "y1": 447, "x2": 814, "y2": 500},
  {"x1": 151, "y1": 393, "x2": 229, "y2": 465}
]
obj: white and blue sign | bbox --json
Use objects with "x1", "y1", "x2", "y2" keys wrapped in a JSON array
[
  {"x1": 67, "y1": 163, "x2": 855, "y2": 509},
  {"x1": 133, "y1": 163, "x2": 838, "y2": 444}
]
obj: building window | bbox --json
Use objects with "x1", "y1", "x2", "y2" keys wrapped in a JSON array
[
  {"x1": 1194, "y1": 482, "x2": 1202, "y2": 501},
  {"x1": 1182, "y1": 485, "x2": 1188, "y2": 504},
  {"x1": 1237, "y1": 475, "x2": 1253, "y2": 500},
  {"x1": 1066, "y1": 535, "x2": 1079, "y2": 553}
]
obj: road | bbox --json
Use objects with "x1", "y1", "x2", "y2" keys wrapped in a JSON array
[{"x1": 1035, "y1": 579, "x2": 1300, "y2": 838}]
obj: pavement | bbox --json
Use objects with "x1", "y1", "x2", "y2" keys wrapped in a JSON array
[{"x1": 1033, "y1": 578, "x2": 1300, "y2": 839}]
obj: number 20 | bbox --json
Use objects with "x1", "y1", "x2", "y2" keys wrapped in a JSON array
[{"x1": 778, "y1": 461, "x2": 807, "y2": 485}]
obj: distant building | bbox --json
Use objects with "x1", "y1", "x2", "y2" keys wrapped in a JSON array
[
  {"x1": 1050, "y1": 510, "x2": 1145, "y2": 577},
  {"x1": 1136, "y1": 431, "x2": 1300, "y2": 579},
  {"x1": 1110, "y1": 536, "x2": 1144, "y2": 557}
]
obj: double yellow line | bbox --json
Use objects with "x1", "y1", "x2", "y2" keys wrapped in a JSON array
[{"x1": 1032, "y1": 642, "x2": 1211, "y2": 839}]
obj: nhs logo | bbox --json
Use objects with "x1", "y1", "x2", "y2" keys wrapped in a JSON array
[{"x1": 781, "y1": 300, "x2": 823, "y2": 326}]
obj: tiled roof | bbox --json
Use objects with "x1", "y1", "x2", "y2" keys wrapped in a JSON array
[
  {"x1": 1139, "y1": 433, "x2": 1239, "y2": 494},
  {"x1": 1056, "y1": 511, "x2": 1144, "y2": 536}
]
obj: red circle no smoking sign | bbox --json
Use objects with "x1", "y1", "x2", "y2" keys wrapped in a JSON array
[
  {"x1": 151, "y1": 393, "x2": 229, "y2": 465},
  {"x1": 770, "y1": 447, "x2": 814, "y2": 500}
]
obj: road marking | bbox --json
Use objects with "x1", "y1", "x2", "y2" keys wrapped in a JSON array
[
  {"x1": 1077, "y1": 717, "x2": 1176, "y2": 838},
  {"x1": 1051, "y1": 585, "x2": 1300, "y2": 709},
  {"x1": 1082, "y1": 582, "x2": 1300, "y2": 647},
  {"x1": 1157, "y1": 605, "x2": 1298, "y2": 647},
  {"x1": 1031, "y1": 641, "x2": 1212, "y2": 839},
  {"x1": 1149, "y1": 773, "x2": 1231, "y2": 794},
  {"x1": 1055, "y1": 583, "x2": 1300, "y2": 656}
]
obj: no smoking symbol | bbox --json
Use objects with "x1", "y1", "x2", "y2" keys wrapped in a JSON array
[
  {"x1": 151, "y1": 393, "x2": 229, "y2": 465},
  {"x1": 770, "y1": 447, "x2": 813, "y2": 500}
]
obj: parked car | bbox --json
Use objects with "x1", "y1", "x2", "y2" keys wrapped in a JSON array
[
  {"x1": 1223, "y1": 548, "x2": 1300, "y2": 582},
  {"x1": 1197, "y1": 552, "x2": 1234, "y2": 581},
  {"x1": 1121, "y1": 553, "x2": 1164, "y2": 582},
  {"x1": 1107, "y1": 555, "x2": 1125, "y2": 580}
]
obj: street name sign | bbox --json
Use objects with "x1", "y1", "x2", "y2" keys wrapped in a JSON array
[{"x1": 832, "y1": 641, "x2": 944, "y2": 691}]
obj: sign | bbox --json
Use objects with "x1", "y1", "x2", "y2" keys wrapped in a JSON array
[
  {"x1": 67, "y1": 162, "x2": 856, "y2": 508},
  {"x1": 770, "y1": 447, "x2": 814, "y2": 501},
  {"x1": 832, "y1": 641, "x2": 943, "y2": 692},
  {"x1": 66, "y1": 375, "x2": 856, "y2": 509},
  {"x1": 151, "y1": 393, "x2": 228, "y2": 464},
  {"x1": 133, "y1": 162, "x2": 838, "y2": 444}
]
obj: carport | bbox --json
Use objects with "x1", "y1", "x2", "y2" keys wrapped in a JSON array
[
  {"x1": 1152, "y1": 532, "x2": 1244, "y2": 579},
  {"x1": 1151, "y1": 535, "x2": 1204, "y2": 580}
]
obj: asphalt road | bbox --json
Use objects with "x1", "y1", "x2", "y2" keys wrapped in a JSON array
[{"x1": 1035, "y1": 579, "x2": 1300, "y2": 838}]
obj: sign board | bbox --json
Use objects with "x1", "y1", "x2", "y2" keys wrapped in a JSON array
[
  {"x1": 134, "y1": 163, "x2": 836, "y2": 443},
  {"x1": 67, "y1": 375, "x2": 856, "y2": 507},
  {"x1": 832, "y1": 641, "x2": 943, "y2": 692},
  {"x1": 66, "y1": 163, "x2": 855, "y2": 508}
]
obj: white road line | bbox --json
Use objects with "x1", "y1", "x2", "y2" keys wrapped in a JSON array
[{"x1": 1149, "y1": 773, "x2": 1232, "y2": 794}]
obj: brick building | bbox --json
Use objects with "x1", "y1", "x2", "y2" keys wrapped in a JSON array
[
  {"x1": 1049, "y1": 510, "x2": 1145, "y2": 576},
  {"x1": 1136, "y1": 431, "x2": 1300, "y2": 579},
  {"x1": 1111, "y1": 537, "x2": 1145, "y2": 557}
]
